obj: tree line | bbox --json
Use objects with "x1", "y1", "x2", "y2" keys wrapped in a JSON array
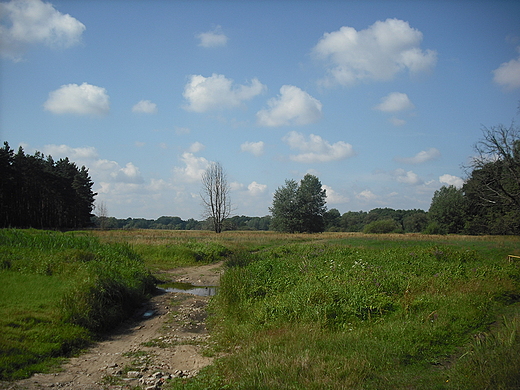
[
  {"x1": 0, "y1": 142, "x2": 96, "y2": 229},
  {"x1": 427, "y1": 122, "x2": 520, "y2": 235},
  {"x1": 2, "y1": 110, "x2": 518, "y2": 234}
]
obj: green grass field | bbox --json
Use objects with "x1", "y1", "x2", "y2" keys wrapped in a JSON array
[{"x1": 1, "y1": 229, "x2": 519, "y2": 388}]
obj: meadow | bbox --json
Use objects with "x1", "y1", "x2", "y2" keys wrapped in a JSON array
[{"x1": 1, "y1": 229, "x2": 519, "y2": 389}]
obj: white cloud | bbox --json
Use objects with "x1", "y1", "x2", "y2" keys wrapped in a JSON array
[
  {"x1": 256, "y1": 85, "x2": 322, "y2": 127},
  {"x1": 323, "y1": 185, "x2": 349, "y2": 204},
  {"x1": 393, "y1": 169, "x2": 422, "y2": 185},
  {"x1": 111, "y1": 162, "x2": 144, "y2": 184},
  {"x1": 188, "y1": 142, "x2": 205, "y2": 153},
  {"x1": 283, "y1": 131, "x2": 355, "y2": 163},
  {"x1": 247, "y1": 181, "x2": 267, "y2": 196},
  {"x1": 0, "y1": 0, "x2": 85, "y2": 61},
  {"x1": 173, "y1": 152, "x2": 210, "y2": 183},
  {"x1": 492, "y1": 50, "x2": 520, "y2": 90},
  {"x1": 356, "y1": 189, "x2": 378, "y2": 202},
  {"x1": 196, "y1": 25, "x2": 228, "y2": 48},
  {"x1": 183, "y1": 73, "x2": 266, "y2": 112},
  {"x1": 439, "y1": 174, "x2": 464, "y2": 188},
  {"x1": 312, "y1": 18, "x2": 437, "y2": 86},
  {"x1": 42, "y1": 144, "x2": 98, "y2": 160},
  {"x1": 40, "y1": 144, "x2": 143, "y2": 185},
  {"x1": 394, "y1": 148, "x2": 440, "y2": 164},
  {"x1": 43, "y1": 82, "x2": 110, "y2": 116},
  {"x1": 132, "y1": 100, "x2": 157, "y2": 114},
  {"x1": 230, "y1": 182, "x2": 244, "y2": 191},
  {"x1": 241, "y1": 141, "x2": 265, "y2": 157},
  {"x1": 375, "y1": 92, "x2": 415, "y2": 112}
]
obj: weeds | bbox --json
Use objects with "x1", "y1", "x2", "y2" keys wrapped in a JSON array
[{"x1": 0, "y1": 229, "x2": 155, "y2": 380}]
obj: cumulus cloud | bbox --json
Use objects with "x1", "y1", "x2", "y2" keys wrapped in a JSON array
[
  {"x1": 256, "y1": 85, "x2": 322, "y2": 127},
  {"x1": 111, "y1": 162, "x2": 144, "y2": 184},
  {"x1": 183, "y1": 73, "x2": 266, "y2": 112},
  {"x1": 393, "y1": 169, "x2": 422, "y2": 185},
  {"x1": 492, "y1": 49, "x2": 520, "y2": 90},
  {"x1": 0, "y1": 0, "x2": 85, "y2": 61},
  {"x1": 173, "y1": 152, "x2": 210, "y2": 182},
  {"x1": 439, "y1": 174, "x2": 464, "y2": 188},
  {"x1": 394, "y1": 148, "x2": 440, "y2": 164},
  {"x1": 188, "y1": 142, "x2": 205, "y2": 153},
  {"x1": 356, "y1": 189, "x2": 378, "y2": 202},
  {"x1": 375, "y1": 92, "x2": 415, "y2": 112},
  {"x1": 283, "y1": 131, "x2": 355, "y2": 163},
  {"x1": 40, "y1": 144, "x2": 143, "y2": 184},
  {"x1": 132, "y1": 100, "x2": 157, "y2": 114},
  {"x1": 44, "y1": 82, "x2": 110, "y2": 116},
  {"x1": 42, "y1": 144, "x2": 98, "y2": 160},
  {"x1": 240, "y1": 141, "x2": 265, "y2": 157},
  {"x1": 323, "y1": 184, "x2": 349, "y2": 204},
  {"x1": 247, "y1": 181, "x2": 268, "y2": 196},
  {"x1": 196, "y1": 25, "x2": 228, "y2": 48},
  {"x1": 312, "y1": 18, "x2": 437, "y2": 86}
]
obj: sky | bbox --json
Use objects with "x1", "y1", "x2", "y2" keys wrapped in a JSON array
[{"x1": 1, "y1": 0, "x2": 520, "y2": 220}]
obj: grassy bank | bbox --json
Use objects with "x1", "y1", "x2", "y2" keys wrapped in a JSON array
[
  {"x1": 174, "y1": 233, "x2": 520, "y2": 389},
  {"x1": 0, "y1": 229, "x2": 155, "y2": 380}
]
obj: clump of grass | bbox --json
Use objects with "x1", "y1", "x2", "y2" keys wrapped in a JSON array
[
  {"x1": 0, "y1": 229, "x2": 155, "y2": 380},
  {"x1": 206, "y1": 240, "x2": 520, "y2": 389}
]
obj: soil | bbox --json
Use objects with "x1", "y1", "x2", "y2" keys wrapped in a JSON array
[{"x1": 4, "y1": 262, "x2": 224, "y2": 390}]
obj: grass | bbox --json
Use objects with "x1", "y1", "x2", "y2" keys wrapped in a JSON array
[
  {"x1": 0, "y1": 229, "x2": 155, "y2": 380},
  {"x1": 203, "y1": 234, "x2": 520, "y2": 389},
  {"x1": 2, "y1": 229, "x2": 519, "y2": 388}
]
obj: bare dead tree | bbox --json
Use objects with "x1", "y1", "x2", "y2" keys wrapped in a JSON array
[
  {"x1": 200, "y1": 162, "x2": 231, "y2": 233},
  {"x1": 96, "y1": 200, "x2": 108, "y2": 230}
]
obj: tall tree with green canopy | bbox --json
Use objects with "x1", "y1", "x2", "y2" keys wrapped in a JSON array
[
  {"x1": 270, "y1": 174, "x2": 327, "y2": 233},
  {"x1": 427, "y1": 185, "x2": 466, "y2": 234}
]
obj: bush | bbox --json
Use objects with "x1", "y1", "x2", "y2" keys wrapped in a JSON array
[{"x1": 363, "y1": 219, "x2": 399, "y2": 234}]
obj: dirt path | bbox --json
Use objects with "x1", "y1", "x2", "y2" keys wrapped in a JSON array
[{"x1": 6, "y1": 262, "x2": 224, "y2": 390}]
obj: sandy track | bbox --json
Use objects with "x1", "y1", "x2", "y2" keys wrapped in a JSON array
[{"x1": 5, "y1": 262, "x2": 224, "y2": 390}]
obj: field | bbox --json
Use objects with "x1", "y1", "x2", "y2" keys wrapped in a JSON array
[{"x1": 1, "y1": 229, "x2": 520, "y2": 389}]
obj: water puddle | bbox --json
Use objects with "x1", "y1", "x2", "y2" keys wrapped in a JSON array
[{"x1": 158, "y1": 282, "x2": 218, "y2": 297}]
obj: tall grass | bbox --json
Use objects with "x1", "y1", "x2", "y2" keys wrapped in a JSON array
[
  {"x1": 0, "y1": 229, "x2": 155, "y2": 380},
  {"x1": 204, "y1": 238, "x2": 520, "y2": 389}
]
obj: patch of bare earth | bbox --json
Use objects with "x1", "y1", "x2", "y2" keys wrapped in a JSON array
[{"x1": 5, "y1": 262, "x2": 224, "y2": 390}]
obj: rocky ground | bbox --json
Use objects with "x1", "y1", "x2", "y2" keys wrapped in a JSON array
[{"x1": 4, "y1": 262, "x2": 224, "y2": 390}]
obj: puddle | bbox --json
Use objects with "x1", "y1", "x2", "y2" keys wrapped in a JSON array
[{"x1": 158, "y1": 282, "x2": 218, "y2": 297}]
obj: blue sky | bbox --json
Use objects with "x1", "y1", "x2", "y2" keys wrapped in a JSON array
[{"x1": 1, "y1": 0, "x2": 520, "y2": 220}]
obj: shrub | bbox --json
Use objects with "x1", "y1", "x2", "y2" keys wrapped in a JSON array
[{"x1": 363, "y1": 219, "x2": 399, "y2": 234}]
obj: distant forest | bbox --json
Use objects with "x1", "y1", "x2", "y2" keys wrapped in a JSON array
[{"x1": 92, "y1": 208, "x2": 428, "y2": 233}]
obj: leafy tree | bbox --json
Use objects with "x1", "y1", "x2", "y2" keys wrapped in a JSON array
[
  {"x1": 463, "y1": 122, "x2": 520, "y2": 234},
  {"x1": 363, "y1": 219, "x2": 399, "y2": 234},
  {"x1": 403, "y1": 210, "x2": 428, "y2": 233},
  {"x1": 427, "y1": 185, "x2": 466, "y2": 234},
  {"x1": 200, "y1": 162, "x2": 231, "y2": 233},
  {"x1": 270, "y1": 174, "x2": 327, "y2": 233},
  {"x1": 340, "y1": 211, "x2": 367, "y2": 232},
  {"x1": 324, "y1": 208, "x2": 341, "y2": 231},
  {"x1": 270, "y1": 179, "x2": 300, "y2": 233}
]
